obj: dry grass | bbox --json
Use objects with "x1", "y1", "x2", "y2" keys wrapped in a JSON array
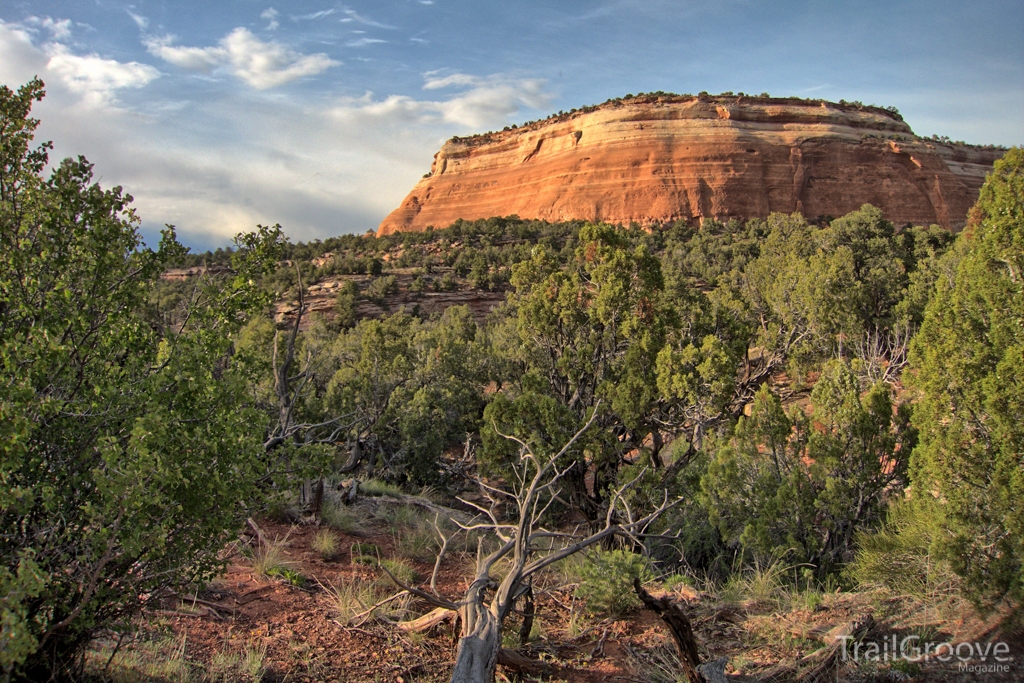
[
  {"x1": 242, "y1": 530, "x2": 296, "y2": 579},
  {"x1": 321, "y1": 576, "x2": 411, "y2": 626},
  {"x1": 311, "y1": 529, "x2": 340, "y2": 560},
  {"x1": 359, "y1": 478, "x2": 404, "y2": 498},
  {"x1": 378, "y1": 558, "x2": 419, "y2": 587},
  {"x1": 85, "y1": 634, "x2": 267, "y2": 683},
  {"x1": 720, "y1": 554, "x2": 794, "y2": 609},
  {"x1": 626, "y1": 641, "x2": 688, "y2": 683},
  {"x1": 321, "y1": 502, "x2": 362, "y2": 535}
]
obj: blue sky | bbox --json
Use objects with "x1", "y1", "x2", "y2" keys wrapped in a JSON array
[{"x1": 1, "y1": 1, "x2": 1021, "y2": 248}]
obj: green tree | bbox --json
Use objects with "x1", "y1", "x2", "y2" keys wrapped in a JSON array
[
  {"x1": 333, "y1": 279, "x2": 359, "y2": 329},
  {"x1": 728, "y1": 207, "x2": 944, "y2": 386},
  {"x1": 703, "y1": 362, "x2": 913, "y2": 576},
  {"x1": 0, "y1": 80, "x2": 279, "y2": 680},
  {"x1": 246, "y1": 305, "x2": 487, "y2": 489},
  {"x1": 907, "y1": 147, "x2": 1024, "y2": 606},
  {"x1": 484, "y1": 223, "x2": 667, "y2": 515}
]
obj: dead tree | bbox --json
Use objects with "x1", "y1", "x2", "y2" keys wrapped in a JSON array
[
  {"x1": 263, "y1": 268, "x2": 357, "y2": 456},
  {"x1": 382, "y1": 404, "x2": 681, "y2": 683}
]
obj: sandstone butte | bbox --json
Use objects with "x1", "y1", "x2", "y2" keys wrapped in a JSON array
[{"x1": 377, "y1": 94, "x2": 1006, "y2": 236}]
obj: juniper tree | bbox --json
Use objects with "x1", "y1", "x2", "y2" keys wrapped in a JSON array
[{"x1": 907, "y1": 147, "x2": 1024, "y2": 607}]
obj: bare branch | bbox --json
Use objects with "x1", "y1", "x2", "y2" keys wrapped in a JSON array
[
  {"x1": 430, "y1": 514, "x2": 453, "y2": 598},
  {"x1": 377, "y1": 563, "x2": 460, "y2": 612}
]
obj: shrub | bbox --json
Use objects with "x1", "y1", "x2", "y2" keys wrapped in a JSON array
[
  {"x1": 433, "y1": 272, "x2": 457, "y2": 292},
  {"x1": 0, "y1": 80, "x2": 279, "y2": 681},
  {"x1": 702, "y1": 368, "x2": 913, "y2": 578},
  {"x1": 574, "y1": 549, "x2": 652, "y2": 617},
  {"x1": 364, "y1": 274, "x2": 398, "y2": 304},
  {"x1": 333, "y1": 280, "x2": 359, "y2": 329}
]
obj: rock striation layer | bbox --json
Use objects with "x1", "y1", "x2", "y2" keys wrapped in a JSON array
[{"x1": 378, "y1": 95, "x2": 1004, "y2": 235}]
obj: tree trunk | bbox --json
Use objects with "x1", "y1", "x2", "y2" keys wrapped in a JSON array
[
  {"x1": 310, "y1": 478, "x2": 324, "y2": 519},
  {"x1": 518, "y1": 586, "x2": 534, "y2": 646},
  {"x1": 448, "y1": 607, "x2": 502, "y2": 683}
]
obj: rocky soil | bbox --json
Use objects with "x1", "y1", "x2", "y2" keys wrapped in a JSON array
[{"x1": 94, "y1": 494, "x2": 1023, "y2": 683}]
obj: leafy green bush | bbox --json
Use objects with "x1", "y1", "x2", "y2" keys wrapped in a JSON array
[
  {"x1": 364, "y1": 274, "x2": 398, "y2": 304},
  {"x1": 574, "y1": 549, "x2": 652, "y2": 617},
  {"x1": 333, "y1": 280, "x2": 359, "y2": 329},
  {"x1": 0, "y1": 80, "x2": 279, "y2": 681},
  {"x1": 433, "y1": 272, "x2": 457, "y2": 291},
  {"x1": 702, "y1": 364, "x2": 913, "y2": 578},
  {"x1": 266, "y1": 566, "x2": 307, "y2": 587}
]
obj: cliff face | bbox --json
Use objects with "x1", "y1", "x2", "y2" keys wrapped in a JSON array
[{"x1": 378, "y1": 96, "x2": 1003, "y2": 235}]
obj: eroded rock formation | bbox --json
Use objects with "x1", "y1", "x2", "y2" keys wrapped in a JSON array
[{"x1": 378, "y1": 95, "x2": 1004, "y2": 235}]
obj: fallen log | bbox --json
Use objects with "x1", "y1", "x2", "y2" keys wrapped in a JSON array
[
  {"x1": 235, "y1": 584, "x2": 274, "y2": 605},
  {"x1": 497, "y1": 648, "x2": 552, "y2": 676},
  {"x1": 792, "y1": 614, "x2": 873, "y2": 683},
  {"x1": 397, "y1": 607, "x2": 457, "y2": 633}
]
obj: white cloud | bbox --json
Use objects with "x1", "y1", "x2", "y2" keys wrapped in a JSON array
[
  {"x1": 222, "y1": 28, "x2": 337, "y2": 88},
  {"x1": 340, "y1": 9, "x2": 396, "y2": 29},
  {"x1": 293, "y1": 9, "x2": 336, "y2": 21},
  {"x1": 438, "y1": 79, "x2": 550, "y2": 127},
  {"x1": 126, "y1": 10, "x2": 149, "y2": 31},
  {"x1": 0, "y1": 22, "x2": 48, "y2": 84},
  {"x1": 423, "y1": 73, "x2": 482, "y2": 90},
  {"x1": 146, "y1": 28, "x2": 338, "y2": 89},
  {"x1": 145, "y1": 35, "x2": 225, "y2": 72},
  {"x1": 23, "y1": 16, "x2": 73, "y2": 40},
  {"x1": 42, "y1": 43, "x2": 159, "y2": 106},
  {"x1": 346, "y1": 38, "x2": 385, "y2": 47},
  {"x1": 333, "y1": 74, "x2": 552, "y2": 128},
  {"x1": 261, "y1": 8, "x2": 279, "y2": 31}
]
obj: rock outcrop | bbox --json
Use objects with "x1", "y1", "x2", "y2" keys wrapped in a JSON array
[
  {"x1": 273, "y1": 270, "x2": 506, "y2": 331},
  {"x1": 378, "y1": 95, "x2": 1004, "y2": 235}
]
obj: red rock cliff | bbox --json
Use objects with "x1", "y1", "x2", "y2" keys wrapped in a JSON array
[{"x1": 378, "y1": 96, "x2": 1003, "y2": 235}]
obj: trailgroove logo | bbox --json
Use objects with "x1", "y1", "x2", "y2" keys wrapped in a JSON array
[{"x1": 836, "y1": 634, "x2": 1014, "y2": 674}]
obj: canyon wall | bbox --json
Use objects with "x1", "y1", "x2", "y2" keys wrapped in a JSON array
[{"x1": 378, "y1": 96, "x2": 1003, "y2": 235}]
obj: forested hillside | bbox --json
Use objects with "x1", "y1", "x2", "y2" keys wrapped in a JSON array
[{"x1": 152, "y1": 158, "x2": 1021, "y2": 679}]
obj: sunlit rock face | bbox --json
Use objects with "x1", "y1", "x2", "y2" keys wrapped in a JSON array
[{"x1": 378, "y1": 95, "x2": 1003, "y2": 235}]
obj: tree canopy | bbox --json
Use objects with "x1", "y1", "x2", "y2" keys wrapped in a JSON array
[
  {"x1": 0, "y1": 79, "x2": 280, "y2": 681},
  {"x1": 907, "y1": 147, "x2": 1024, "y2": 606}
]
